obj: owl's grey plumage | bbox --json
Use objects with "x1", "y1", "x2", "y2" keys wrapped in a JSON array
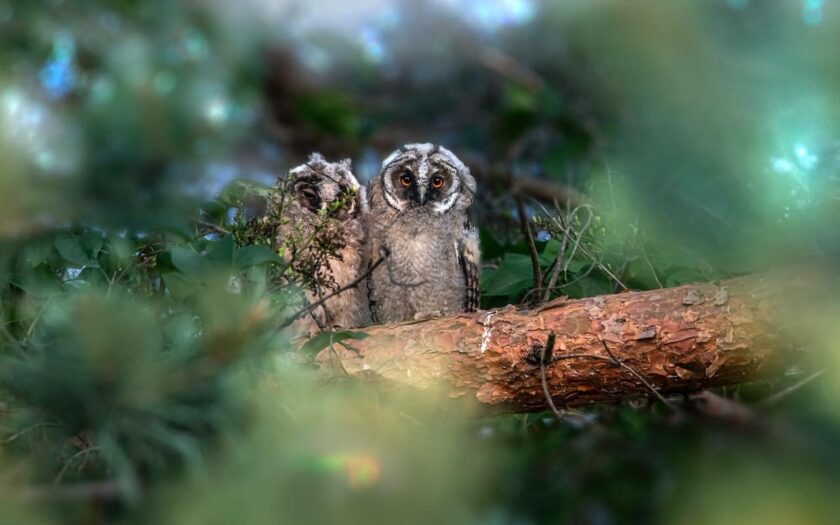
[
  {"x1": 366, "y1": 143, "x2": 480, "y2": 323},
  {"x1": 276, "y1": 153, "x2": 370, "y2": 335}
]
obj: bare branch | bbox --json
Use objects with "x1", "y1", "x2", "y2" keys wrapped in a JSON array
[
  {"x1": 192, "y1": 219, "x2": 231, "y2": 236},
  {"x1": 515, "y1": 196, "x2": 542, "y2": 304},
  {"x1": 538, "y1": 332, "x2": 588, "y2": 426},
  {"x1": 759, "y1": 369, "x2": 828, "y2": 408},
  {"x1": 599, "y1": 340, "x2": 677, "y2": 411}
]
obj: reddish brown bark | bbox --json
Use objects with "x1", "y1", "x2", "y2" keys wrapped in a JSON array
[{"x1": 315, "y1": 273, "x2": 816, "y2": 412}]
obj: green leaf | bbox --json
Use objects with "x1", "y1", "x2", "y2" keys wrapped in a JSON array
[
  {"x1": 218, "y1": 179, "x2": 273, "y2": 206},
  {"x1": 299, "y1": 331, "x2": 368, "y2": 356},
  {"x1": 24, "y1": 238, "x2": 54, "y2": 267},
  {"x1": 479, "y1": 228, "x2": 507, "y2": 260},
  {"x1": 481, "y1": 253, "x2": 535, "y2": 297},
  {"x1": 79, "y1": 230, "x2": 104, "y2": 260},
  {"x1": 162, "y1": 272, "x2": 200, "y2": 301},
  {"x1": 234, "y1": 245, "x2": 282, "y2": 268},
  {"x1": 54, "y1": 233, "x2": 100, "y2": 268},
  {"x1": 539, "y1": 239, "x2": 564, "y2": 267},
  {"x1": 106, "y1": 235, "x2": 136, "y2": 265},
  {"x1": 169, "y1": 246, "x2": 209, "y2": 277},
  {"x1": 10, "y1": 264, "x2": 61, "y2": 297},
  {"x1": 207, "y1": 235, "x2": 235, "y2": 266}
]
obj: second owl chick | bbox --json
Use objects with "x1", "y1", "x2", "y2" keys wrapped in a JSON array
[
  {"x1": 366, "y1": 143, "x2": 480, "y2": 323},
  {"x1": 276, "y1": 153, "x2": 370, "y2": 334}
]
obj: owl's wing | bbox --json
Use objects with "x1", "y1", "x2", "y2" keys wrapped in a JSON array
[{"x1": 459, "y1": 224, "x2": 481, "y2": 312}]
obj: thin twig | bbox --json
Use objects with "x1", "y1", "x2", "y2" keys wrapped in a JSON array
[
  {"x1": 639, "y1": 245, "x2": 664, "y2": 289},
  {"x1": 192, "y1": 219, "x2": 230, "y2": 236},
  {"x1": 543, "y1": 220, "x2": 568, "y2": 302},
  {"x1": 555, "y1": 222, "x2": 628, "y2": 291},
  {"x1": 515, "y1": 196, "x2": 542, "y2": 304},
  {"x1": 599, "y1": 340, "x2": 676, "y2": 410},
  {"x1": 313, "y1": 284, "x2": 348, "y2": 376},
  {"x1": 521, "y1": 260, "x2": 598, "y2": 304},
  {"x1": 534, "y1": 199, "x2": 628, "y2": 291},
  {"x1": 54, "y1": 447, "x2": 102, "y2": 483},
  {"x1": 531, "y1": 200, "x2": 602, "y2": 300},
  {"x1": 538, "y1": 332, "x2": 587, "y2": 426},
  {"x1": 759, "y1": 369, "x2": 828, "y2": 408},
  {"x1": 276, "y1": 250, "x2": 389, "y2": 332},
  {"x1": 18, "y1": 480, "x2": 123, "y2": 502},
  {"x1": 536, "y1": 342, "x2": 676, "y2": 411},
  {"x1": 24, "y1": 298, "x2": 50, "y2": 341},
  {"x1": 1, "y1": 422, "x2": 56, "y2": 444}
]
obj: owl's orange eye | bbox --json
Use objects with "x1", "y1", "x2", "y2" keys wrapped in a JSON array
[
  {"x1": 399, "y1": 173, "x2": 413, "y2": 186},
  {"x1": 431, "y1": 176, "x2": 445, "y2": 189}
]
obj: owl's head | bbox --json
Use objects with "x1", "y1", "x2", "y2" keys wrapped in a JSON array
[
  {"x1": 289, "y1": 153, "x2": 364, "y2": 219},
  {"x1": 378, "y1": 144, "x2": 476, "y2": 213}
]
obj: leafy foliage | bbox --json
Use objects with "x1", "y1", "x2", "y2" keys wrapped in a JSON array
[{"x1": 1, "y1": 1, "x2": 839, "y2": 524}]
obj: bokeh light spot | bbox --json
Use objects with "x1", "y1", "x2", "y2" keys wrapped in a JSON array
[
  {"x1": 204, "y1": 96, "x2": 231, "y2": 126},
  {"x1": 40, "y1": 59, "x2": 75, "y2": 99},
  {"x1": 802, "y1": 0, "x2": 824, "y2": 26},
  {"x1": 772, "y1": 158, "x2": 795, "y2": 173},
  {"x1": 439, "y1": 0, "x2": 535, "y2": 31},
  {"x1": 361, "y1": 28, "x2": 386, "y2": 62},
  {"x1": 319, "y1": 453, "x2": 381, "y2": 489},
  {"x1": 794, "y1": 143, "x2": 818, "y2": 170},
  {"x1": 40, "y1": 34, "x2": 77, "y2": 99}
]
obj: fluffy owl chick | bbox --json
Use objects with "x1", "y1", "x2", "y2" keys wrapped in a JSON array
[
  {"x1": 276, "y1": 153, "x2": 369, "y2": 334},
  {"x1": 367, "y1": 143, "x2": 480, "y2": 323}
]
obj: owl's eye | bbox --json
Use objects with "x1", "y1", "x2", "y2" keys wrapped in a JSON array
[
  {"x1": 431, "y1": 175, "x2": 445, "y2": 189},
  {"x1": 301, "y1": 187, "x2": 317, "y2": 199},
  {"x1": 399, "y1": 173, "x2": 413, "y2": 186}
]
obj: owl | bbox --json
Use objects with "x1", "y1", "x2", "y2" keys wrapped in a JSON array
[
  {"x1": 274, "y1": 153, "x2": 370, "y2": 334},
  {"x1": 366, "y1": 143, "x2": 480, "y2": 323}
]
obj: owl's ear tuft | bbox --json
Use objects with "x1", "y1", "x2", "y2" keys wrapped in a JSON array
[{"x1": 307, "y1": 152, "x2": 327, "y2": 165}]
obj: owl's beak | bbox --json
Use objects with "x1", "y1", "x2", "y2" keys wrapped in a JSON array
[{"x1": 415, "y1": 186, "x2": 427, "y2": 205}]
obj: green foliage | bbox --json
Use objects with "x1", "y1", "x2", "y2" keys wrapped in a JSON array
[
  {"x1": 1, "y1": 1, "x2": 839, "y2": 524},
  {"x1": 295, "y1": 91, "x2": 364, "y2": 139}
]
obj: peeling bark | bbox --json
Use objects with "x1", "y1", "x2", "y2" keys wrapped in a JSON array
[{"x1": 314, "y1": 273, "x2": 818, "y2": 412}]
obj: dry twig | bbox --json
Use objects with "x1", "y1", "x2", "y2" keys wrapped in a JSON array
[{"x1": 515, "y1": 196, "x2": 542, "y2": 304}]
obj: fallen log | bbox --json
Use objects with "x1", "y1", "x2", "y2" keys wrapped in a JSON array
[{"x1": 315, "y1": 272, "x2": 820, "y2": 412}]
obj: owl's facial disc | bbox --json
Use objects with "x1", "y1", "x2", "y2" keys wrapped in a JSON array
[{"x1": 388, "y1": 163, "x2": 455, "y2": 209}]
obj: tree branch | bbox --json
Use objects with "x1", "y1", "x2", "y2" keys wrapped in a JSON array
[{"x1": 311, "y1": 271, "x2": 822, "y2": 412}]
